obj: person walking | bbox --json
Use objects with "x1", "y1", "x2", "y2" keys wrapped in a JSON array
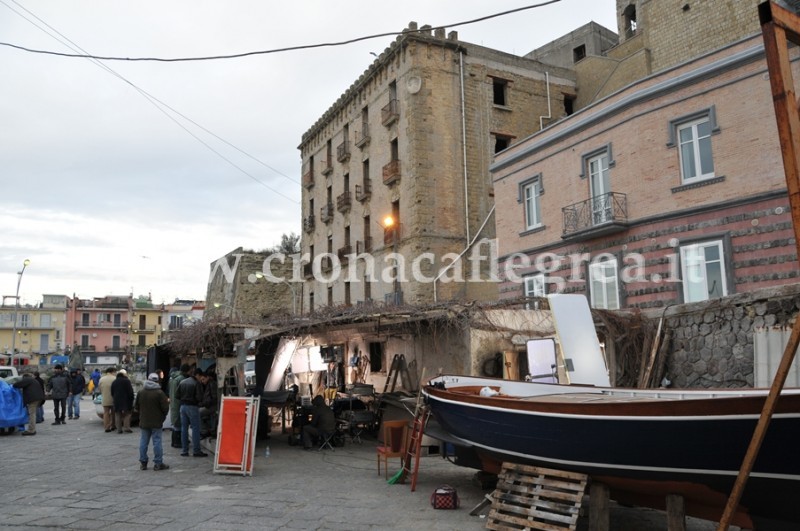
[
  {"x1": 90, "y1": 368, "x2": 101, "y2": 399},
  {"x1": 46, "y1": 364, "x2": 70, "y2": 425},
  {"x1": 67, "y1": 368, "x2": 85, "y2": 420},
  {"x1": 13, "y1": 372, "x2": 45, "y2": 436},
  {"x1": 177, "y1": 368, "x2": 207, "y2": 457},
  {"x1": 33, "y1": 371, "x2": 45, "y2": 423},
  {"x1": 98, "y1": 367, "x2": 117, "y2": 432},
  {"x1": 168, "y1": 364, "x2": 189, "y2": 448},
  {"x1": 111, "y1": 369, "x2": 134, "y2": 433},
  {"x1": 134, "y1": 373, "x2": 170, "y2": 471}
]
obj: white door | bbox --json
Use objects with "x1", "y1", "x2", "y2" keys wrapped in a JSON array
[{"x1": 588, "y1": 153, "x2": 611, "y2": 224}]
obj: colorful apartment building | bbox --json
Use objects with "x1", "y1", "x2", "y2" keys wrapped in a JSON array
[{"x1": 0, "y1": 294, "x2": 68, "y2": 365}]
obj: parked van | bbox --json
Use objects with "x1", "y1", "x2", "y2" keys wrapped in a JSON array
[{"x1": 0, "y1": 367, "x2": 19, "y2": 380}]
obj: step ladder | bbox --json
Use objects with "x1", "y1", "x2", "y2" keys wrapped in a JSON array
[
  {"x1": 398, "y1": 388, "x2": 429, "y2": 491},
  {"x1": 383, "y1": 354, "x2": 411, "y2": 394}
]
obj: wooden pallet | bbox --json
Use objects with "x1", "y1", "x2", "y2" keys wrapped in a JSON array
[{"x1": 486, "y1": 463, "x2": 588, "y2": 531}]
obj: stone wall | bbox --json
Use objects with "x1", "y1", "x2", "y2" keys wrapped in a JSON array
[{"x1": 664, "y1": 283, "x2": 800, "y2": 389}]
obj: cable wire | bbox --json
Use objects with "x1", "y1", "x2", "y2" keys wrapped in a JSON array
[{"x1": 0, "y1": 1, "x2": 561, "y2": 62}]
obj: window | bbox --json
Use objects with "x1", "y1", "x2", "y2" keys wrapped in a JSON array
[
  {"x1": 493, "y1": 134, "x2": 512, "y2": 154},
  {"x1": 589, "y1": 258, "x2": 620, "y2": 310},
  {"x1": 327, "y1": 286, "x2": 333, "y2": 307},
  {"x1": 492, "y1": 78, "x2": 508, "y2": 106},
  {"x1": 138, "y1": 335, "x2": 146, "y2": 347},
  {"x1": 677, "y1": 118, "x2": 714, "y2": 183},
  {"x1": 680, "y1": 240, "x2": 727, "y2": 302},
  {"x1": 588, "y1": 152, "x2": 611, "y2": 224},
  {"x1": 81, "y1": 335, "x2": 89, "y2": 348},
  {"x1": 40, "y1": 314, "x2": 52, "y2": 327},
  {"x1": 573, "y1": 44, "x2": 586, "y2": 63},
  {"x1": 521, "y1": 178, "x2": 542, "y2": 230},
  {"x1": 112, "y1": 336, "x2": 121, "y2": 349},
  {"x1": 524, "y1": 274, "x2": 545, "y2": 309}
]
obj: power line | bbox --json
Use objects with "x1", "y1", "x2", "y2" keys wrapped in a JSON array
[
  {"x1": 1, "y1": 0, "x2": 301, "y2": 202},
  {"x1": 0, "y1": 1, "x2": 561, "y2": 62}
]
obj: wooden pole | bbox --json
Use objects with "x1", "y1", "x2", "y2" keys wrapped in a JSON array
[{"x1": 719, "y1": 3, "x2": 800, "y2": 528}]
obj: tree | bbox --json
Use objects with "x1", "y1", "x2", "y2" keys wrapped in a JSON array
[{"x1": 266, "y1": 232, "x2": 300, "y2": 255}]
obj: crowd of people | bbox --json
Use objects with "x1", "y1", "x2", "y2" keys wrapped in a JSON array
[{"x1": 10, "y1": 362, "x2": 220, "y2": 472}]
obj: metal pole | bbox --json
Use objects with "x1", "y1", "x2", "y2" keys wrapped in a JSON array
[{"x1": 11, "y1": 259, "x2": 30, "y2": 368}]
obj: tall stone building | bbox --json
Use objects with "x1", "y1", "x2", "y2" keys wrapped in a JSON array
[{"x1": 298, "y1": 23, "x2": 581, "y2": 310}]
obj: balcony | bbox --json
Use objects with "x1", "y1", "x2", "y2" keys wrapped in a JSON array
[
  {"x1": 302, "y1": 168, "x2": 314, "y2": 189},
  {"x1": 336, "y1": 190, "x2": 352, "y2": 213},
  {"x1": 75, "y1": 320, "x2": 129, "y2": 329},
  {"x1": 356, "y1": 237, "x2": 373, "y2": 254},
  {"x1": 320, "y1": 256, "x2": 333, "y2": 272},
  {"x1": 384, "y1": 223, "x2": 402, "y2": 246},
  {"x1": 355, "y1": 126, "x2": 370, "y2": 148},
  {"x1": 381, "y1": 99, "x2": 399, "y2": 126},
  {"x1": 303, "y1": 214, "x2": 315, "y2": 234},
  {"x1": 337, "y1": 245, "x2": 353, "y2": 262},
  {"x1": 382, "y1": 160, "x2": 401, "y2": 185},
  {"x1": 561, "y1": 192, "x2": 629, "y2": 240},
  {"x1": 336, "y1": 141, "x2": 351, "y2": 162},
  {"x1": 320, "y1": 203, "x2": 334, "y2": 224},
  {"x1": 355, "y1": 179, "x2": 372, "y2": 202},
  {"x1": 321, "y1": 155, "x2": 333, "y2": 176}
]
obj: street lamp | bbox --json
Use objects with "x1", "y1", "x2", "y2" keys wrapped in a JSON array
[
  {"x1": 212, "y1": 302, "x2": 240, "y2": 320},
  {"x1": 11, "y1": 259, "x2": 30, "y2": 368},
  {"x1": 253, "y1": 272, "x2": 298, "y2": 315}
]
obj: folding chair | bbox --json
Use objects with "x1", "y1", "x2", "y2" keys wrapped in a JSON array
[{"x1": 318, "y1": 431, "x2": 335, "y2": 451}]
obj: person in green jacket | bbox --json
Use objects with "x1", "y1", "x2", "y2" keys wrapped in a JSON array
[
  {"x1": 168, "y1": 364, "x2": 189, "y2": 448},
  {"x1": 134, "y1": 373, "x2": 170, "y2": 471}
]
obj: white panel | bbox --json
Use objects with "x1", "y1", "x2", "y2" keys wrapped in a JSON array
[
  {"x1": 290, "y1": 345, "x2": 326, "y2": 374},
  {"x1": 548, "y1": 294, "x2": 610, "y2": 387},
  {"x1": 754, "y1": 327, "x2": 800, "y2": 387},
  {"x1": 526, "y1": 339, "x2": 557, "y2": 383},
  {"x1": 264, "y1": 338, "x2": 297, "y2": 392}
]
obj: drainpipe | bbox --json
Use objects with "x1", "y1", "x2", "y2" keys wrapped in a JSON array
[
  {"x1": 433, "y1": 205, "x2": 495, "y2": 303},
  {"x1": 539, "y1": 71, "x2": 552, "y2": 130},
  {"x1": 460, "y1": 51, "x2": 470, "y2": 244}
]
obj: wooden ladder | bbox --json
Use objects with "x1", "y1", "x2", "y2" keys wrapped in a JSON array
[{"x1": 398, "y1": 404, "x2": 429, "y2": 492}]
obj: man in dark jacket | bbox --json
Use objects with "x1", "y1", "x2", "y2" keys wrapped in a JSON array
[
  {"x1": 168, "y1": 364, "x2": 189, "y2": 448},
  {"x1": 134, "y1": 373, "x2": 170, "y2": 470},
  {"x1": 302, "y1": 395, "x2": 337, "y2": 450},
  {"x1": 33, "y1": 371, "x2": 45, "y2": 423},
  {"x1": 46, "y1": 364, "x2": 70, "y2": 425},
  {"x1": 177, "y1": 368, "x2": 206, "y2": 457},
  {"x1": 13, "y1": 372, "x2": 45, "y2": 435},
  {"x1": 67, "y1": 368, "x2": 85, "y2": 420},
  {"x1": 110, "y1": 369, "x2": 134, "y2": 433}
]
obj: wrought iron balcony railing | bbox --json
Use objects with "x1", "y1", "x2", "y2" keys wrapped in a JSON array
[
  {"x1": 303, "y1": 214, "x2": 315, "y2": 233},
  {"x1": 355, "y1": 179, "x2": 372, "y2": 202},
  {"x1": 355, "y1": 125, "x2": 370, "y2": 148},
  {"x1": 336, "y1": 141, "x2": 350, "y2": 162},
  {"x1": 337, "y1": 245, "x2": 353, "y2": 262},
  {"x1": 302, "y1": 168, "x2": 314, "y2": 189},
  {"x1": 381, "y1": 99, "x2": 399, "y2": 126},
  {"x1": 321, "y1": 155, "x2": 333, "y2": 176},
  {"x1": 336, "y1": 190, "x2": 352, "y2": 213},
  {"x1": 562, "y1": 192, "x2": 628, "y2": 238}
]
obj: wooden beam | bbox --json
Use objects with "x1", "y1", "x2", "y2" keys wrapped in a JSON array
[
  {"x1": 588, "y1": 482, "x2": 609, "y2": 531},
  {"x1": 666, "y1": 494, "x2": 686, "y2": 531}
]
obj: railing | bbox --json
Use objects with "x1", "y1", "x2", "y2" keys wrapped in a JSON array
[
  {"x1": 381, "y1": 99, "x2": 399, "y2": 126},
  {"x1": 337, "y1": 245, "x2": 353, "y2": 262},
  {"x1": 562, "y1": 192, "x2": 628, "y2": 237},
  {"x1": 355, "y1": 179, "x2": 372, "y2": 202},
  {"x1": 75, "y1": 320, "x2": 129, "y2": 328},
  {"x1": 320, "y1": 256, "x2": 333, "y2": 272},
  {"x1": 321, "y1": 155, "x2": 333, "y2": 176},
  {"x1": 303, "y1": 214, "x2": 315, "y2": 233},
  {"x1": 336, "y1": 190, "x2": 352, "y2": 212},
  {"x1": 320, "y1": 203, "x2": 334, "y2": 224},
  {"x1": 336, "y1": 141, "x2": 350, "y2": 162},
  {"x1": 382, "y1": 160, "x2": 401, "y2": 185},
  {"x1": 356, "y1": 237, "x2": 373, "y2": 253},
  {"x1": 302, "y1": 168, "x2": 314, "y2": 189},
  {"x1": 355, "y1": 126, "x2": 370, "y2": 148}
]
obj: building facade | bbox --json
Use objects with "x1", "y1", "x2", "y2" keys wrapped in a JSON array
[
  {"x1": 0, "y1": 294, "x2": 68, "y2": 365},
  {"x1": 298, "y1": 23, "x2": 581, "y2": 310},
  {"x1": 492, "y1": 0, "x2": 796, "y2": 311}
]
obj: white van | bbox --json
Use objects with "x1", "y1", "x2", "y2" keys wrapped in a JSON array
[{"x1": 0, "y1": 366, "x2": 19, "y2": 380}]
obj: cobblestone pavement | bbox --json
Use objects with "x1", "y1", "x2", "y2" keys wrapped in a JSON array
[{"x1": 0, "y1": 405, "x2": 719, "y2": 530}]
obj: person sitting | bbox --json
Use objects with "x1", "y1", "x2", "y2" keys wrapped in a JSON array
[{"x1": 302, "y1": 395, "x2": 336, "y2": 450}]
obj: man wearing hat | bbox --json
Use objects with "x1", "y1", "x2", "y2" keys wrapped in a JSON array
[
  {"x1": 46, "y1": 364, "x2": 70, "y2": 425},
  {"x1": 111, "y1": 369, "x2": 134, "y2": 433},
  {"x1": 134, "y1": 373, "x2": 170, "y2": 471}
]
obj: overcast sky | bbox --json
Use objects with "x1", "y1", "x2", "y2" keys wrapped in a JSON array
[{"x1": 1, "y1": 0, "x2": 617, "y2": 305}]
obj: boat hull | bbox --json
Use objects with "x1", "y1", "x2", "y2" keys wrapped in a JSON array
[{"x1": 424, "y1": 376, "x2": 800, "y2": 528}]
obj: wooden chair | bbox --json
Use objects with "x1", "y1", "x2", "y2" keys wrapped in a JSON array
[{"x1": 376, "y1": 419, "x2": 408, "y2": 478}]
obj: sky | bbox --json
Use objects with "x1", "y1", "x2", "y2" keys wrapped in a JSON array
[{"x1": 0, "y1": 0, "x2": 617, "y2": 305}]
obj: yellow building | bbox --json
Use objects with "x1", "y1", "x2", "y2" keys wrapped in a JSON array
[
  {"x1": 0, "y1": 294, "x2": 68, "y2": 366},
  {"x1": 129, "y1": 295, "x2": 166, "y2": 364}
]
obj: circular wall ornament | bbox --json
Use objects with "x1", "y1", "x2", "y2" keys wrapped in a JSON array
[{"x1": 407, "y1": 76, "x2": 422, "y2": 94}]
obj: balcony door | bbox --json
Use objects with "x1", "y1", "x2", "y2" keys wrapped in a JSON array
[{"x1": 588, "y1": 153, "x2": 610, "y2": 224}]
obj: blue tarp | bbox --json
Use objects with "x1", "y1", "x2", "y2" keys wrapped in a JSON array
[{"x1": 0, "y1": 380, "x2": 27, "y2": 428}]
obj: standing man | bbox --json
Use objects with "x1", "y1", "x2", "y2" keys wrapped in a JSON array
[
  {"x1": 13, "y1": 372, "x2": 45, "y2": 436},
  {"x1": 168, "y1": 363, "x2": 189, "y2": 448},
  {"x1": 323, "y1": 361, "x2": 340, "y2": 405},
  {"x1": 177, "y1": 368, "x2": 207, "y2": 457},
  {"x1": 90, "y1": 368, "x2": 101, "y2": 399},
  {"x1": 33, "y1": 371, "x2": 45, "y2": 423},
  {"x1": 111, "y1": 369, "x2": 134, "y2": 433},
  {"x1": 67, "y1": 368, "x2": 85, "y2": 420},
  {"x1": 134, "y1": 373, "x2": 170, "y2": 471},
  {"x1": 46, "y1": 364, "x2": 70, "y2": 425},
  {"x1": 98, "y1": 367, "x2": 117, "y2": 432}
]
